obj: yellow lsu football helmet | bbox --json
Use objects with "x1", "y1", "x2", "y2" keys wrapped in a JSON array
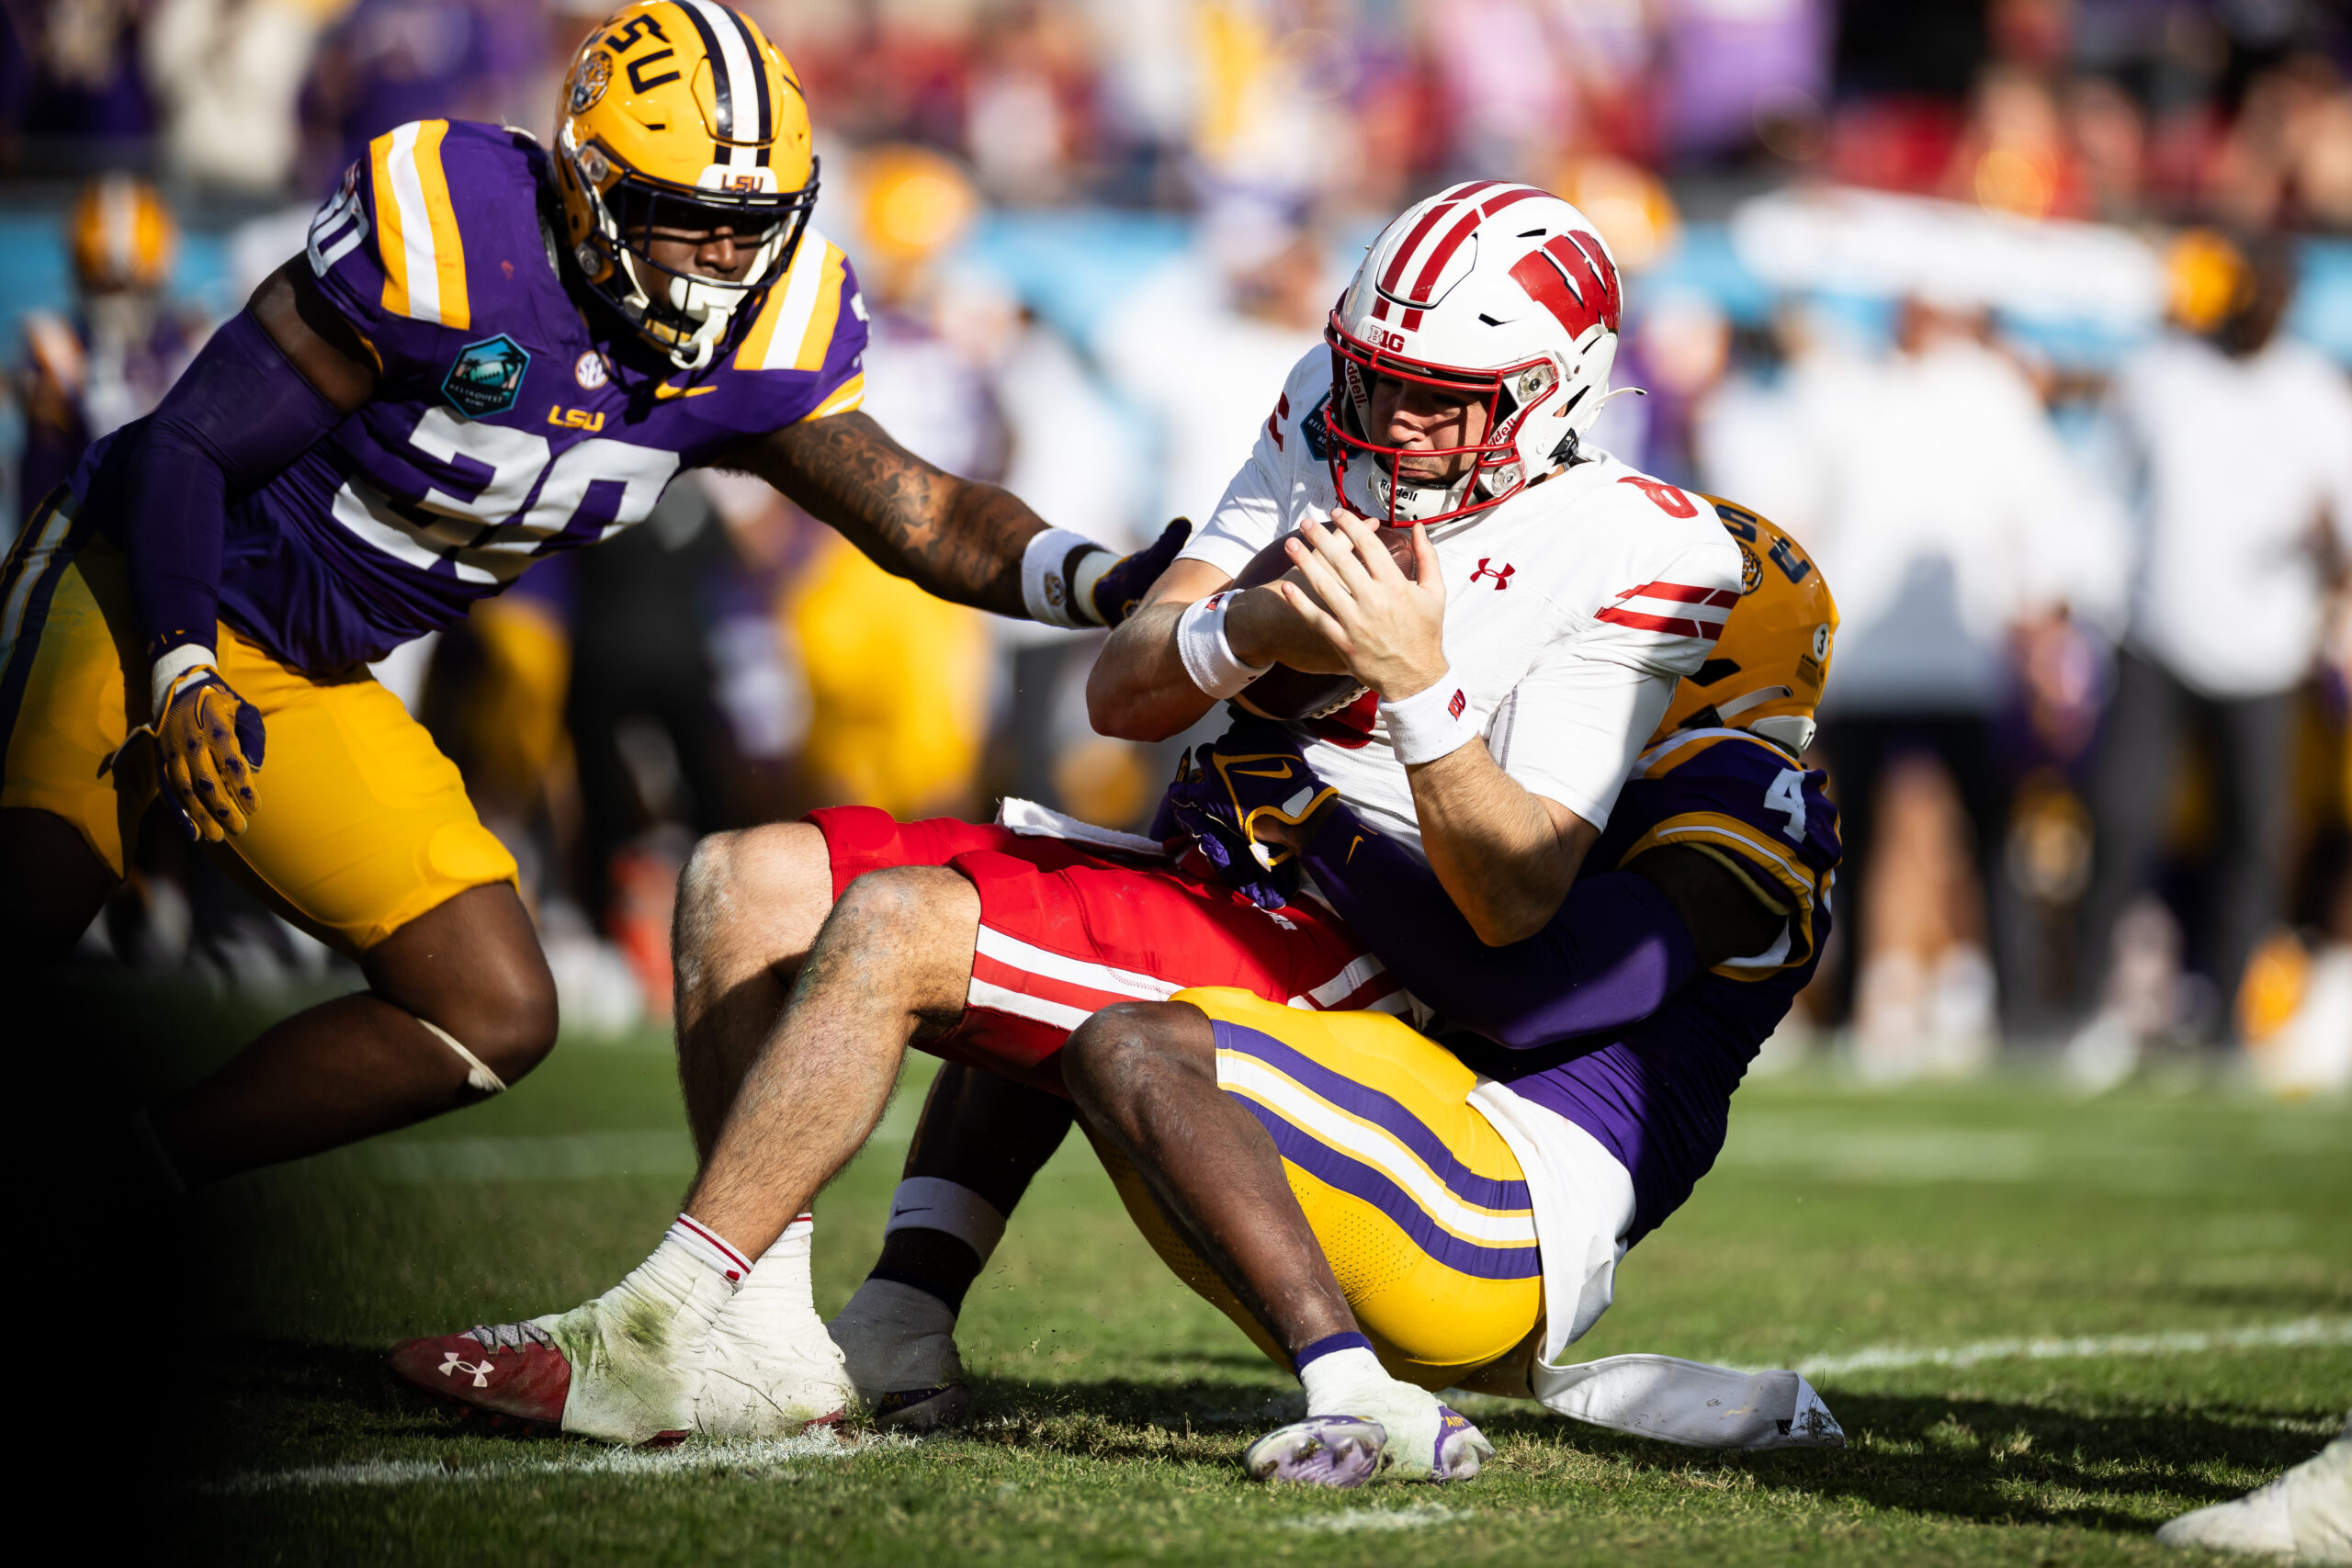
[
  {"x1": 69, "y1": 174, "x2": 176, "y2": 296},
  {"x1": 1650, "y1": 498, "x2": 1838, "y2": 756},
  {"x1": 555, "y1": 0, "x2": 819, "y2": 370}
]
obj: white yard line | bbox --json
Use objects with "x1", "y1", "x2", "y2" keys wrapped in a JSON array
[
  {"x1": 1796, "y1": 1316, "x2": 2352, "y2": 1379},
  {"x1": 1284, "y1": 1505, "x2": 1460, "y2": 1532},
  {"x1": 208, "y1": 1432, "x2": 903, "y2": 1494},
  {"x1": 205, "y1": 1320, "x2": 2352, "y2": 1492}
]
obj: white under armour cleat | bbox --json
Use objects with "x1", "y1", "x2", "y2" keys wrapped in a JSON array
[
  {"x1": 695, "y1": 1301, "x2": 856, "y2": 1438},
  {"x1": 1246, "y1": 1382, "x2": 1492, "y2": 1486},
  {"x1": 2156, "y1": 1433, "x2": 2352, "y2": 1562},
  {"x1": 390, "y1": 1233, "x2": 739, "y2": 1447},
  {"x1": 828, "y1": 1277, "x2": 971, "y2": 1429}
]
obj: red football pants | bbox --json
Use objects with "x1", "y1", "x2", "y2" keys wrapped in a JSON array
[{"x1": 808, "y1": 806, "x2": 1403, "y2": 1094}]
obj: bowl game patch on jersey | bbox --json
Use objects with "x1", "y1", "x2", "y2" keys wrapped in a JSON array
[{"x1": 442, "y1": 335, "x2": 530, "y2": 419}]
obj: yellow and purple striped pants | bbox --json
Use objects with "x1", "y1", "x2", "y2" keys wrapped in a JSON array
[{"x1": 1095, "y1": 987, "x2": 1544, "y2": 1392}]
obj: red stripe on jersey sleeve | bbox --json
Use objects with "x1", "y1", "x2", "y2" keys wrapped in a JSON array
[
  {"x1": 1597, "y1": 606, "x2": 1724, "y2": 639},
  {"x1": 1623, "y1": 581, "x2": 1739, "y2": 605}
]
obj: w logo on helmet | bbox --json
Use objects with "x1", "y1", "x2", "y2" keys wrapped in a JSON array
[{"x1": 1508, "y1": 233, "x2": 1623, "y2": 340}]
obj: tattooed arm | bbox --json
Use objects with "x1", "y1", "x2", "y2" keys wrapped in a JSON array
[{"x1": 725, "y1": 410, "x2": 1040, "y2": 617}]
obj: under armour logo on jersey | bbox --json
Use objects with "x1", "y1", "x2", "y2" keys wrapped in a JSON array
[
  {"x1": 438, "y1": 1352, "x2": 494, "y2": 1388},
  {"x1": 1470, "y1": 558, "x2": 1514, "y2": 589},
  {"x1": 1266, "y1": 392, "x2": 1290, "y2": 451}
]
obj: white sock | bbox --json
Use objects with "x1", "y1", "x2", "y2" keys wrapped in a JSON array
[
  {"x1": 598, "y1": 1214, "x2": 749, "y2": 1338},
  {"x1": 664, "y1": 1213, "x2": 755, "y2": 1284},
  {"x1": 717, "y1": 1214, "x2": 828, "y2": 1348},
  {"x1": 1296, "y1": 1333, "x2": 1395, "y2": 1417}
]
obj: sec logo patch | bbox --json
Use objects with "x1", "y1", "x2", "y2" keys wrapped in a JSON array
[
  {"x1": 575, "y1": 350, "x2": 609, "y2": 390},
  {"x1": 443, "y1": 335, "x2": 529, "y2": 420}
]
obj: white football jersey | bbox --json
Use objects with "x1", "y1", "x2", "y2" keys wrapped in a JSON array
[{"x1": 1182, "y1": 348, "x2": 1746, "y2": 855}]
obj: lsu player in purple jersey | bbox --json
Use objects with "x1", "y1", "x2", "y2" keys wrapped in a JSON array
[
  {"x1": 0, "y1": 1, "x2": 1182, "y2": 1192},
  {"x1": 829, "y1": 501, "x2": 1847, "y2": 1483}
]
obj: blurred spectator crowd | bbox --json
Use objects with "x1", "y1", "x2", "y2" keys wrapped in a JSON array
[{"x1": 5, "y1": 0, "x2": 2348, "y2": 1089}]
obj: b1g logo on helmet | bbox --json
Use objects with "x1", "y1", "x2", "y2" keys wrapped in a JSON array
[{"x1": 443, "y1": 335, "x2": 530, "y2": 420}]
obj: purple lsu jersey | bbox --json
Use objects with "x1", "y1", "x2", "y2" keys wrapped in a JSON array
[
  {"x1": 80, "y1": 118, "x2": 868, "y2": 672},
  {"x1": 1470, "y1": 728, "x2": 1841, "y2": 1244}
]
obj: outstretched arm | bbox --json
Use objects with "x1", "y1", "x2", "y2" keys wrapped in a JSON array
[
  {"x1": 730, "y1": 411, "x2": 1039, "y2": 615},
  {"x1": 729, "y1": 412, "x2": 1189, "y2": 626}
]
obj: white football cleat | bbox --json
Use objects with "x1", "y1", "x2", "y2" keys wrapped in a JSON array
[
  {"x1": 695, "y1": 1300, "x2": 855, "y2": 1438},
  {"x1": 828, "y1": 1278, "x2": 971, "y2": 1429},
  {"x1": 392, "y1": 1280, "x2": 726, "y2": 1447},
  {"x1": 2156, "y1": 1432, "x2": 2352, "y2": 1561}
]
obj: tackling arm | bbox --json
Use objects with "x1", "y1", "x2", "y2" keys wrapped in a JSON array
[
  {"x1": 1300, "y1": 802, "x2": 1782, "y2": 1049},
  {"x1": 730, "y1": 412, "x2": 1190, "y2": 626},
  {"x1": 733, "y1": 411, "x2": 1038, "y2": 616}
]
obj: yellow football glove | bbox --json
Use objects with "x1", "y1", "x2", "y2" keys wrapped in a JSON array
[{"x1": 136, "y1": 663, "x2": 267, "y2": 841}]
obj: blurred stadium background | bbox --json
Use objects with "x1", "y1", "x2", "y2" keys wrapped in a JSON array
[{"x1": 6, "y1": 0, "x2": 2349, "y2": 1089}]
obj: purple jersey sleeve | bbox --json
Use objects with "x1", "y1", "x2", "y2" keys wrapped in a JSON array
[
  {"x1": 1299, "y1": 810, "x2": 1698, "y2": 1050},
  {"x1": 1595, "y1": 731, "x2": 1840, "y2": 980},
  {"x1": 303, "y1": 118, "x2": 548, "y2": 391}
]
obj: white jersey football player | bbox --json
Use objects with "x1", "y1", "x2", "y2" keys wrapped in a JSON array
[
  {"x1": 388, "y1": 181, "x2": 1748, "y2": 1461},
  {"x1": 1102, "y1": 178, "x2": 1744, "y2": 881}
]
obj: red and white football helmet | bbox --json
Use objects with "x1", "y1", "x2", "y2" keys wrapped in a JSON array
[{"x1": 1324, "y1": 181, "x2": 1624, "y2": 525}]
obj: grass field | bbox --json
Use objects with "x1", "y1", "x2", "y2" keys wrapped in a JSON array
[{"x1": 96, "y1": 980, "x2": 2350, "y2": 1565}]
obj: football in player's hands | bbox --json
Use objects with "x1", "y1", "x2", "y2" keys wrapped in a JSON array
[{"x1": 1229, "y1": 524, "x2": 1419, "y2": 720}]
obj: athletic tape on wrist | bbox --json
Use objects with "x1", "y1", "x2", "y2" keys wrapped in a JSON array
[
  {"x1": 1021, "y1": 527, "x2": 1102, "y2": 629},
  {"x1": 1176, "y1": 592, "x2": 1272, "y2": 700},
  {"x1": 1381, "y1": 672, "x2": 1475, "y2": 766},
  {"x1": 883, "y1": 1177, "x2": 1008, "y2": 1260},
  {"x1": 149, "y1": 643, "x2": 215, "y2": 718},
  {"x1": 1068, "y1": 546, "x2": 1115, "y2": 626}
]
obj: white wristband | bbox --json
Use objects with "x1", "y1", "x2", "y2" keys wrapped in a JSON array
[
  {"x1": 1381, "y1": 672, "x2": 1475, "y2": 765},
  {"x1": 150, "y1": 643, "x2": 216, "y2": 717},
  {"x1": 1176, "y1": 592, "x2": 1272, "y2": 699},
  {"x1": 1021, "y1": 527, "x2": 1105, "y2": 629}
]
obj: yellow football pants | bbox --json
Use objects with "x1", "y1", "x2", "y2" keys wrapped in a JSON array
[
  {"x1": 1096, "y1": 987, "x2": 1545, "y2": 1392},
  {"x1": 0, "y1": 496, "x2": 516, "y2": 954}
]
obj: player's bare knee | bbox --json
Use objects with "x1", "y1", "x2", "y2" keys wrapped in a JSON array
[
  {"x1": 1064, "y1": 1001, "x2": 1210, "y2": 1114},
  {"x1": 401, "y1": 923, "x2": 559, "y2": 1088},
  {"x1": 831, "y1": 864, "x2": 968, "y2": 945},
  {"x1": 675, "y1": 823, "x2": 831, "y2": 987}
]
